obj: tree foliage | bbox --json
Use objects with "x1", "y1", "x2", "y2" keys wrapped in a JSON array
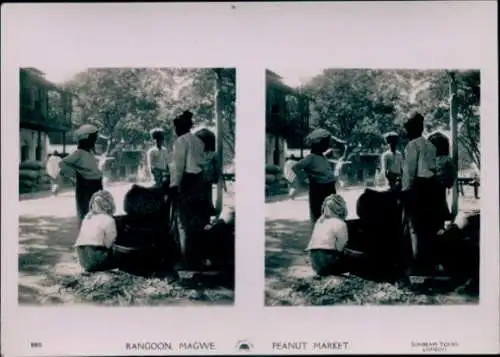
[
  {"x1": 176, "y1": 68, "x2": 236, "y2": 165},
  {"x1": 413, "y1": 70, "x2": 480, "y2": 169},
  {"x1": 301, "y1": 69, "x2": 480, "y2": 170},
  {"x1": 62, "y1": 68, "x2": 235, "y2": 164}
]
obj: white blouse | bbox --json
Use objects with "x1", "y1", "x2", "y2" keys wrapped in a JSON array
[
  {"x1": 306, "y1": 217, "x2": 349, "y2": 252},
  {"x1": 74, "y1": 213, "x2": 117, "y2": 249}
]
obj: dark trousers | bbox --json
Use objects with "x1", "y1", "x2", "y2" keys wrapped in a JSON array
[
  {"x1": 203, "y1": 182, "x2": 217, "y2": 217},
  {"x1": 151, "y1": 168, "x2": 169, "y2": 188},
  {"x1": 436, "y1": 185, "x2": 451, "y2": 227},
  {"x1": 309, "y1": 249, "x2": 348, "y2": 276},
  {"x1": 403, "y1": 177, "x2": 441, "y2": 269},
  {"x1": 75, "y1": 174, "x2": 103, "y2": 226},
  {"x1": 172, "y1": 173, "x2": 211, "y2": 269},
  {"x1": 308, "y1": 180, "x2": 336, "y2": 224},
  {"x1": 386, "y1": 172, "x2": 402, "y2": 192},
  {"x1": 76, "y1": 245, "x2": 114, "y2": 272}
]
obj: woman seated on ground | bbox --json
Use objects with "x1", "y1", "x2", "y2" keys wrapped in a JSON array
[
  {"x1": 74, "y1": 190, "x2": 117, "y2": 273},
  {"x1": 305, "y1": 194, "x2": 350, "y2": 277}
]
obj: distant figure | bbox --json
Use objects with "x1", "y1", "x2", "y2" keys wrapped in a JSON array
[
  {"x1": 59, "y1": 124, "x2": 103, "y2": 227},
  {"x1": 98, "y1": 139, "x2": 113, "y2": 187},
  {"x1": 333, "y1": 145, "x2": 349, "y2": 190},
  {"x1": 46, "y1": 150, "x2": 62, "y2": 196},
  {"x1": 293, "y1": 129, "x2": 336, "y2": 225},
  {"x1": 305, "y1": 194, "x2": 349, "y2": 276},
  {"x1": 381, "y1": 132, "x2": 403, "y2": 192},
  {"x1": 74, "y1": 190, "x2": 117, "y2": 272},
  {"x1": 147, "y1": 128, "x2": 170, "y2": 188},
  {"x1": 283, "y1": 154, "x2": 299, "y2": 199},
  {"x1": 402, "y1": 112, "x2": 439, "y2": 274}
]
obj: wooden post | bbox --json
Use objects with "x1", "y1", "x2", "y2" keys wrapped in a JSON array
[
  {"x1": 449, "y1": 71, "x2": 459, "y2": 218},
  {"x1": 214, "y1": 69, "x2": 224, "y2": 215},
  {"x1": 299, "y1": 95, "x2": 304, "y2": 158}
]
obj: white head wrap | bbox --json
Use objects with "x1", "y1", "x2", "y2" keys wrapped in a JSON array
[
  {"x1": 75, "y1": 124, "x2": 99, "y2": 141},
  {"x1": 87, "y1": 190, "x2": 116, "y2": 218},
  {"x1": 320, "y1": 194, "x2": 348, "y2": 221}
]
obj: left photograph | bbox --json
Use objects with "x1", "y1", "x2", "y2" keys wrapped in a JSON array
[{"x1": 18, "y1": 67, "x2": 236, "y2": 306}]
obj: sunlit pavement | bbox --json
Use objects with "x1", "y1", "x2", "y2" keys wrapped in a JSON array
[
  {"x1": 266, "y1": 186, "x2": 365, "y2": 223},
  {"x1": 20, "y1": 179, "x2": 234, "y2": 215},
  {"x1": 19, "y1": 181, "x2": 135, "y2": 218}
]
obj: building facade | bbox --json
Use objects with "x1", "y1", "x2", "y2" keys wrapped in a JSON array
[
  {"x1": 20, "y1": 68, "x2": 72, "y2": 163},
  {"x1": 266, "y1": 70, "x2": 310, "y2": 168}
]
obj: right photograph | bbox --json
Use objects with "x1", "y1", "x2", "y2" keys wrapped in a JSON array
[{"x1": 264, "y1": 68, "x2": 480, "y2": 306}]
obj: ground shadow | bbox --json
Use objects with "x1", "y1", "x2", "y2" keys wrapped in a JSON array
[
  {"x1": 19, "y1": 212, "x2": 235, "y2": 305},
  {"x1": 265, "y1": 218, "x2": 312, "y2": 278},
  {"x1": 18, "y1": 214, "x2": 81, "y2": 303},
  {"x1": 19, "y1": 215, "x2": 79, "y2": 275}
]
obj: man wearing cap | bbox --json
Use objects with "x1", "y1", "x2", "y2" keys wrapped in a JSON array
[
  {"x1": 59, "y1": 124, "x2": 103, "y2": 227},
  {"x1": 401, "y1": 112, "x2": 440, "y2": 274},
  {"x1": 381, "y1": 132, "x2": 403, "y2": 192},
  {"x1": 293, "y1": 129, "x2": 337, "y2": 225}
]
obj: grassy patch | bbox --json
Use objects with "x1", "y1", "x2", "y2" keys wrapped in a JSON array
[
  {"x1": 22, "y1": 270, "x2": 234, "y2": 306},
  {"x1": 266, "y1": 273, "x2": 478, "y2": 306}
]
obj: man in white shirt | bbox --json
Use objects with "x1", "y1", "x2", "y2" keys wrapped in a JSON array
[
  {"x1": 381, "y1": 132, "x2": 403, "y2": 191},
  {"x1": 148, "y1": 128, "x2": 170, "y2": 188},
  {"x1": 402, "y1": 112, "x2": 440, "y2": 275},
  {"x1": 169, "y1": 111, "x2": 209, "y2": 269}
]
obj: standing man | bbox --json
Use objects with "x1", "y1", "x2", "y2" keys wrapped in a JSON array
[
  {"x1": 147, "y1": 128, "x2": 170, "y2": 189},
  {"x1": 169, "y1": 111, "x2": 208, "y2": 269},
  {"x1": 402, "y1": 112, "x2": 439, "y2": 275},
  {"x1": 293, "y1": 129, "x2": 337, "y2": 225},
  {"x1": 59, "y1": 124, "x2": 103, "y2": 228},
  {"x1": 381, "y1": 132, "x2": 403, "y2": 192}
]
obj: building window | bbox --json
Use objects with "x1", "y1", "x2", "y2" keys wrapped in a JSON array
[
  {"x1": 33, "y1": 87, "x2": 41, "y2": 112},
  {"x1": 273, "y1": 136, "x2": 281, "y2": 166},
  {"x1": 35, "y1": 131, "x2": 42, "y2": 161},
  {"x1": 21, "y1": 145, "x2": 29, "y2": 162},
  {"x1": 35, "y1": 145, "x2": 42, "y2": 161}
]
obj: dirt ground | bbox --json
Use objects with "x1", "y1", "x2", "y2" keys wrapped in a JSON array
[
  {"x1": 18, "y1": 182, "x2": 235, "y2": 306},
  {"x1": 265, "y1": 187, "x2": 480, "y2": 306}
]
